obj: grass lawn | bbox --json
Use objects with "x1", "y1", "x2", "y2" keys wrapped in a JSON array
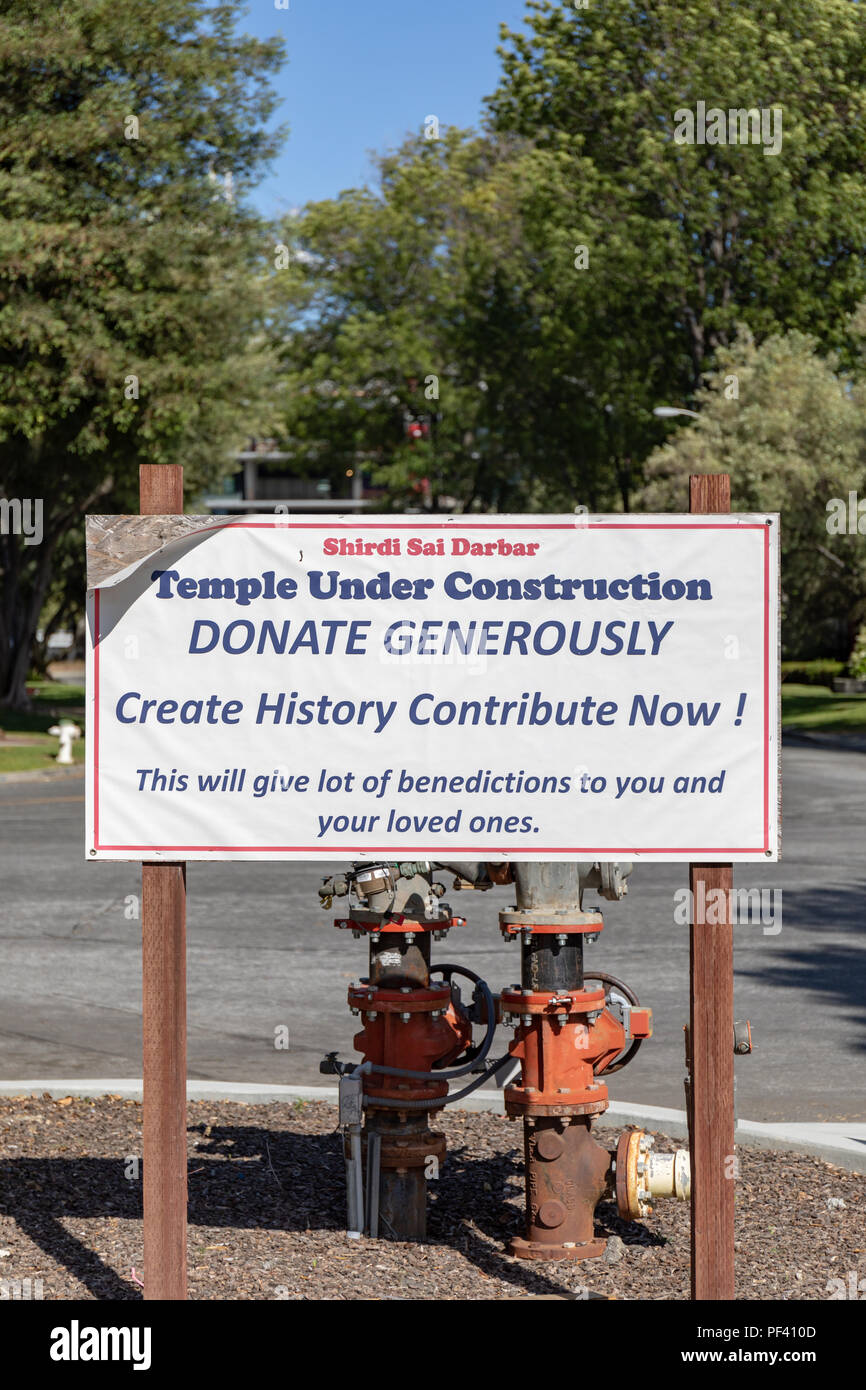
[
  {"x1": 0, "y1": 742, "x2": 85, "y2": 773},
  {"x1": 781, "y1": 682, "x2": 866, "y2": 732},
  {"x1": 0, "y1": 682, "x2": 85, "y2": 772}
]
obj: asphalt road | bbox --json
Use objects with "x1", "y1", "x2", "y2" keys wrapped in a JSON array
[{"x1": 0, "y1": 744, "x2": 863, "y2": 1121}]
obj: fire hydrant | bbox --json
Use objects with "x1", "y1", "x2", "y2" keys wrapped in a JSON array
[{"x1": 47, "y1": 719, "x2": 81, "y2": 765}]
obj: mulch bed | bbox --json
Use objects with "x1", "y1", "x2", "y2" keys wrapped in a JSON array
[{"x1": 0, "y1": 1095, "x2": 861, "y2": 1300}]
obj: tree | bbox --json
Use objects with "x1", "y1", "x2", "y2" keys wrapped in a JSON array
[
  {"x1": 274, "y1": 127, "x2": 659, "y2": 514},
  {"x1": 487, "y1": 0, "x2": 866, "y2": 463},
  {"x1": 637, "y1": 326, "x2": 866, "y2": 658},
  {"x1": 273, "y1": 130, "x2": 563, "y2": 513},
  {"x1": 0, "y1": 0, "x2": 286, "y2": 706},
  {"x1": 277, "y1": 2, "x2": 866, "y2": 518}
]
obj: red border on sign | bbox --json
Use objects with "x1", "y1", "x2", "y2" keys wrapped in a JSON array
[{"x1": 92, "y1": 520, "x2": 773, "y2": 855}]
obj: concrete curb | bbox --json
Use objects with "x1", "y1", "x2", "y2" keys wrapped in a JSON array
[
  {"x1": 782, "y1": 727, "x2": 866, "y2": 753},
  {"x1": 3, "y1": 1080, "x2": 865, "y2": 1173},
  {"x1": 0, "y1": 765, "x2": 85, "y2": 784}
]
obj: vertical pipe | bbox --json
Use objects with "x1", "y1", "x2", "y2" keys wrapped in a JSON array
[
  {"x1": 688, "y1": 472, "x2": 735, "y2": 1301},
  {"x1": 522, "y1": 932, "x2": 584, "y2": 992},
  {"x1": 140, "y1": 464, "x2": 188, "y2": 1300},
  {"x1": 521, "y1": 1117, "x2": 609, "y2": 1253},
  {"x1": 374, "y1": 1124, "x2": 428, "y2": 1241},
  {"x1": 345, "y1": 1130, "x2": 359, "y2": 1235},
  {"x1": 350, "y1": 1127, "x2": 364, "y2": 1237},
  {"x1": 366, "y1": 1131, "x2": 381, "y2": 1238},
  {"x1": 364, "y1": 929, "x2": 432, "y2": 1239},
  {"x1": 516, "y1": 929, "x2": 607, "y2": 1257}
]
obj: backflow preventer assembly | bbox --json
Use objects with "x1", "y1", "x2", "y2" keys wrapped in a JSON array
[{"x1": 320, "y1": 860, "x2": 690, "y2": 1259}]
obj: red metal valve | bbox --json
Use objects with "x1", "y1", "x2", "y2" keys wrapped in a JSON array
[
  {"x1": 350, "y1": 983, "x2": 472, "y2": 1105},
  {"x1": 501, "y1": 989, "x2": 627, "y2": 1115}
]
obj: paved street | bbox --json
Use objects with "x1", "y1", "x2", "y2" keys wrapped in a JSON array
[{"x1": 0, "y1": 744, "x2": 863, "y2": 1121}]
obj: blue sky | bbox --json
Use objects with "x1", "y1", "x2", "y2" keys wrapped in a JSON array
[{"x1": 234, "y1": 0, "x2": 531, "y2": 217}]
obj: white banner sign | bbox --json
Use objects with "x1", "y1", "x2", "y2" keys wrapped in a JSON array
[{"x1": 85, "y1": 513, "x2": 779, "y2": 861}]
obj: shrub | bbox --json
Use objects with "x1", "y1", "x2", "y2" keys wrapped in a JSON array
[
  {"x1": 848, "y1": 625, "x2": 866, "y2": 680},
  {"x1": 780, "y1": 659, "x2": 846, "y2": 687}
]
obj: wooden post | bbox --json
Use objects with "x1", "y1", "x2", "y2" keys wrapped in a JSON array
[
  {"x1": 139, "y1": 465, "x2": 188, "y2": 1300},
  {"x1": 688, "y1": 473, "x2": 735, "y2": 1300}
]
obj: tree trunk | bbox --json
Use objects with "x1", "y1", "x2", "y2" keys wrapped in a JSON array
[{"x1": 0, "y1": 529, "x2": 60, "y2": 710}]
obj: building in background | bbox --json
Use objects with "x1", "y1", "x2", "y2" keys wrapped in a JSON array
[{"x1": 204, "y1": 438, "x2": 380, "y2": 514}]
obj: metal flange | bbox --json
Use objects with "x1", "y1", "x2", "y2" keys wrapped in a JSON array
[
  {"x1": 614, "y1": 1128, "x2": 691, "y2": 1220},
  {"x1": 348, "y1": 984, "x2": 451, "y2": 1016},
  {"x1": 374, "y1": 1131, "x2": 447, "y2": 1171},
  {"x1": 499, "y1": 910, "x2": 604, "y2": 938},
  {"x1": 499, "y1": 986, "x2": 606, "y2": 1018},
  {"x1": 615, "y1": 1128, "x2": 645, "y2": 1220},
  {"x1": 509, "y1": 1235, "x2": 608, "y2": 1262},
  {"x1": 336, "y1": 912, "x2": 465, "y2": 936},
  {"x1": 505, "y1": 1096, "x2": 609, "y2": 1119}
]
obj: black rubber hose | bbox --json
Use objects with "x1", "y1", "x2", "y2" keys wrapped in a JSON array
[
  {"x1": 584, "y1": 969, "x2": 640, "y2": 1005},
  {"x1": 363, "y1": 1051, "x2": 512, "y2": 1111},
  {"x1": 360, "y1": 964, "x2": 513, "y2": 1109},
  {"x1": 583, "y1": 970, "x2": 643, "y2": 1074},
  {"x1": 354, "y1": 965, "x2": 495, "y2": 1084},
  {"x1": 429, "y1": 962, "x2": 489, "y2": 1066}
]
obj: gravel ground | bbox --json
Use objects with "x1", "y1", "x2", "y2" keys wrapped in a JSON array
[{"x1": 0, "y1": 1095, "x2": 861, "y2": 1301}]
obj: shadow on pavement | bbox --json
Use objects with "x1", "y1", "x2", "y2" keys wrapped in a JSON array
[{"x1": 738, "y1": 881, "x2": 866, "y2": 1052}]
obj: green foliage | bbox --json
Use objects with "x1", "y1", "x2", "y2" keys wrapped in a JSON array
[
  {"x1": 780, "y1": 660, "x2": 845, "y2": 687},
  {"x1": 848, "y1": 622, "x2": 866, "y2": 679},
  {"x1": 273, "y1": 129, "x2": 588, "y2": 512},
  {"x1": 490, "y1": 0, "x2": 866, "y2": 654},
  {"x1": 637, "y1": 327, "x2": 866, "y2": 658},
  {"x1": 490, "y1": 0, "x2": 866, "y2": 391},
  {"x1": 278, "y1": 0, "x2": 866, "y2": 530},
  {"x1": 275, "y1": 122, "x2": 672, "y2": 513},
  {"x1": 0, "y1": 0, "x2": 287, "y2": 705}
]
